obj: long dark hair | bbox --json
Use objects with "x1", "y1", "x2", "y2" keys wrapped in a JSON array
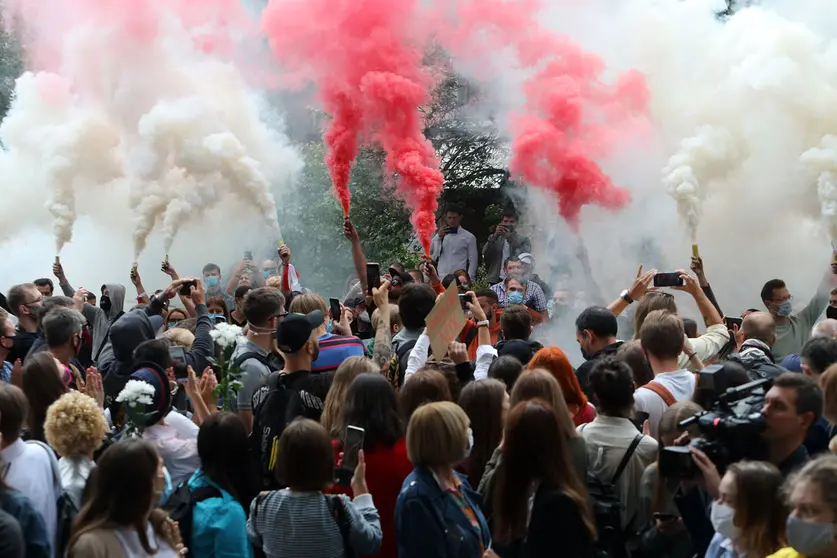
[
  {"x1": 341, "y1": 373, "x2": 404, "y2": 450},
  {"x1": 458, "y1": 379, "x2": 506, "y2": 487},
  {"x1": 68, "y1": 439, "x2": 160, "y2": 553},
  {"x1": 22, "y1": 352, "x2": 67, "y2": 443},
  {"x1": 493, "y1": 399, "x2": 596, "y2": 544},
  {"x1": 197, "y1": 412, "x2": 254, "y2": 507}
]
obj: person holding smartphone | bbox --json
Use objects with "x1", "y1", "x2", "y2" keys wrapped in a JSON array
[
  {"x1": 482, "y1": 208, "x2": 531, "y2": 285},
  {"x1": 429, "y1": 204, "x2": 478, "y2": 280}
]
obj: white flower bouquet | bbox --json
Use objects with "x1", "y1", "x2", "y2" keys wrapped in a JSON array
[
  {"x1": 115, "y1": 380, "x2": 157, "y2": 437},
  {"x1": 208, "y1": 322, "x2": 247, "y2": 411}
]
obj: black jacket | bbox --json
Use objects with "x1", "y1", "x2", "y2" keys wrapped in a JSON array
[{"x1": 575, "y1": 341, "x2": 624, "y2": 401}]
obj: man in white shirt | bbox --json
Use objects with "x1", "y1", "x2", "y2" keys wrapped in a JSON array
[
  {"x1": 0, "y1": 383, "x2": 58, "y2": 556},
  {"x1": 634, "y1": 310, "x2": 697, "y2": 440},
  {"x1": 430, "y1": 204, "x2": 478, "y2": 279},
  {"x1": 578, "y1": 358, "x2": 658, "y2": 532}
]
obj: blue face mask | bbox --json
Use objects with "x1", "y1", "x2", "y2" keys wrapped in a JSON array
[
  {"x1": 209, "y1": 314, "x2": 226, "y2": 323},
  {"x1": 508, "y1": 291, "x2": 524, "y2": 305},
  {"x1": 776, "y1": 300, "x2": 793, "y2": 317},
  {"x1": 204, "y1": 276, "x2": 220, "y2": 289},
  {"x1": 326, "y1": 321, "x2": 333, "y2": 334},
  {"x1": 263, "y1": 270, "x2": 272, "y2": 279}
]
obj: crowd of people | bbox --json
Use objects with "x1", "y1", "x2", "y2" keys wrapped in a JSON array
[{"x1": 3, "y1": 206, "x2": 837, "y2": 558}]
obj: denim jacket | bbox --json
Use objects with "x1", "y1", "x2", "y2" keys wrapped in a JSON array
[{"x1": 395, "y1": 466, "x2": 491, "y2": 558}]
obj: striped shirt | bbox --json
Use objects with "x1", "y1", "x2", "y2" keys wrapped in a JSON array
[
  {"x1": 247, "y1": 490, "x2": 382, "y2": 558},
  {"x1": 312, "y1": 334, "x2": 367, "y2": 373}
]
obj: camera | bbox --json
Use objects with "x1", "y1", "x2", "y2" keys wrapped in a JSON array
[{"x1": 659, "y1": 364, "x2": 771, "y2": 479}]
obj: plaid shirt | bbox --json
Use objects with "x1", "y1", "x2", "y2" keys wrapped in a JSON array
[{"x1": 490, "y1": 280, "x2": 548, "y2": 313}]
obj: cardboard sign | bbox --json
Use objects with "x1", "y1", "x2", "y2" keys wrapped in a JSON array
[{"x1": 424, "y1": 283, "x2": 468, "y2": 359}]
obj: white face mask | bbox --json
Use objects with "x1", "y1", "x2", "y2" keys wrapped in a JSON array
[
  {"x1": 463, "y1": 427, "x2": 474, "y2": 459},
  {"x1": 710, "y1": 501, "x2": 739, "y2": 541}
]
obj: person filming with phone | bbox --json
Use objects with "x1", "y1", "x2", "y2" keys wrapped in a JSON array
[
  {"x1": 430, "y1": 204, "x2": 478, "y2": 280},
  {"x1": 482, "y1": 207, "x2": 531, "y2": 285}
]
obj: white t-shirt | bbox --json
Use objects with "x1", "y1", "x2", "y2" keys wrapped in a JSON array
[
  {"x1": 633, "y1": 369, "x2": 697, "y2": 440},
  {"x1": 1, "y1": 438, "x2": 58, "y2": 557},
  {"x1": 143, "y1": 411, "x2": 200, "y2": 487}
]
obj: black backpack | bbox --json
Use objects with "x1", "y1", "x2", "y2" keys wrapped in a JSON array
[
  {"x1": 583, "y1": 431, "x2": 644, "y2": 558},
  {"x1": 248, "y1": 372, "x2": 306, "y2": 489},
  {"x1": 385, "y1": 339, "x2": 418, "y2": 389},
  {"x1": 162, "y1": 483, "x2": 221, "y2": 548}
]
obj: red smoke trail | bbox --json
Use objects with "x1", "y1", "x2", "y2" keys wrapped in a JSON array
[
  {"x1": 453, "y1": 0, "x2": 648, "y2": 231},
  {"x1": 261, "y1": 0, "x2": 443, "y2": 253}
]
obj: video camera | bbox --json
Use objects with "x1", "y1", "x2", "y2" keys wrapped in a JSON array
[{"x1": 659, "y1": 364, "x2": 771, "y2": 479}]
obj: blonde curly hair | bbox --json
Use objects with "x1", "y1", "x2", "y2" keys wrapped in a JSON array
[{"x1": 44, "y1": 391, "x2": 108, "y2": 458}]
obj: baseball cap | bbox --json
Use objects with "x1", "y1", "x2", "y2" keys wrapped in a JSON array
[
  {"x1": 389, "y1": 270, "x2": 414, "y2": 287},
  {"x1": 344, "y1": 294, "x2": 366, "y2": 309},
  {"x1": 518, "y1": 253, "x2": 535, "y2": 266},
  {"x1": 275, "y1": 310, "x2": 324, "y2": 353}
]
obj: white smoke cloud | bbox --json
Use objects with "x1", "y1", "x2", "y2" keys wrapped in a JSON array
[{"x1": 0, "y1": 0, "x2": 302, "y2": 292}]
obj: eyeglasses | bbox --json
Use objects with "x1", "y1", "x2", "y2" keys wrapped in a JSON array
[{"x1": 24, "y1": 297, "x2": 43, "y2": 306}]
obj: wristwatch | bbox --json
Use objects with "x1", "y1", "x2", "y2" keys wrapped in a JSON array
[
  {"x1": 476, "y1": 320, "x2": 490, "y2": 328},
  {"x1": 620, "y1": 289, "x2": 634, "y2": 304}
]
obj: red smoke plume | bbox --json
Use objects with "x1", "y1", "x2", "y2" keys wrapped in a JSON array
[
  {"x1": 453, "y1": 0, "x2": 648, "y2": 230},
  {"x1": 262, "y1": 0, "x2": 443, "y2": 253}
]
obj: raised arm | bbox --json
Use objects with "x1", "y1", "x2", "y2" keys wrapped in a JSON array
[
  {"x1": 467, "y1": 233, "x2": 478, "y2": 280},
  {"x1": 371, "y1": 281, "x2": 393, "y2": 369},
  {"x1": 53, "y1": 260, "x2": 75, "y2": 296},
  {"x1": 799, "y1": 258, "x2": 837, "y2": 328},
  {"x1": 673, "y1": 269, "x2": 723, "y2": 327},
  {"x1": 607, "y1": 265, "x2": 656, "y2": 317},
  {"x1": 690, "y1": 256, "x2": 723, "y2": 320},
  {"x1": 130, "y1": 265, "x2": 151, "y2": 305},
  {"x1": 161, "y1": 259, "x2": 196, "y2": 316},
  {"x1": 576, "y1": 242, "x2": 606, "y2": 306},
  {"x1": 344, "y1": 219, "x2": 369, "y2": 294}
]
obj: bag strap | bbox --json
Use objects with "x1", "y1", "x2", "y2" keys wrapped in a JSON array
[
  {"x1": 640, "y1": 381, "x2": 676, "y2": 407},
  {"x1": 25, "y1": 440, "x2": 62, "y2": 495},
  {"x1": 191, "y1": 485, "x2": 221, "y2": 503},
  {"x1": 612, "y1": 434, "x2": 644, "y2": 484}
]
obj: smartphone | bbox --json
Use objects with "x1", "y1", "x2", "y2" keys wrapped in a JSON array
[
  {"x1": 178, "y1": 280, "x2": 197, "y2": 296},
  {"x1": 169, "y1": 345, "x2": 187, "y2": 366},
  {"x1": 366, "y1": 263, "x2": 381, "y2": 295},
  {"x1": 244, "y1": 250, "x2": 253, "y2": 261},
  {"x1": 329, "y1": 297, "x2": 342, "y2": 321},
  {"x1": 724, "y1": 316, "x2": 743, "y2": 330},
  {"x1": 342, "y1": 425, "x2": 365, "y2": 472},
  {"x1": 632, "y1": 410, "x2": 650, "y2": 432},
  {"x1": 653, "y1": 272, "x2": 684, "y2": 287},
  {"x1": 458, "y1": 294, "x2": 470, "y2": 311}
]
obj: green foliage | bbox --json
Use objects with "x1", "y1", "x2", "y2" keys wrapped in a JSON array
[{"x1": 0, "y1": 18, "x2": 24, "y2": 122}]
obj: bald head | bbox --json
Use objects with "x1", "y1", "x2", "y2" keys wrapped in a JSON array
[
  {"x1": 741, "y1": 311, "x2": 777, "y2": 347},
  {"x1": 812, "y1": 319, "x2": 837, "y2": 340}
]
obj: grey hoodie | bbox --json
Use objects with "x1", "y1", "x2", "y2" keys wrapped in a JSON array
[
  {"x1": 60, "y1": 282, "x2": 126, "y2": 358},
  {"x1": 727, "y1": 339, "x2": 787, "y2": 381}
]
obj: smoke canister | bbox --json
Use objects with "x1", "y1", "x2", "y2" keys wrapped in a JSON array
[{"x1": 692, "y1": 244, "x2": 699, "y2": 258}]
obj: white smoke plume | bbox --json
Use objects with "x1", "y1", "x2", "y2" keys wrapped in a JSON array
[{"x1": 0, "y1": 0, "x2": 300, "y2": 291}]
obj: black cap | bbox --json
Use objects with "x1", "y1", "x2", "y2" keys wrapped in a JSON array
[{"x1": 275, "y1": 310, "x2": 324, "y2": 353}]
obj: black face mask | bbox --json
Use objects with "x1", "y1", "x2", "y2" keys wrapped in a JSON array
[
  {"x1": 100, "y1": 296, "x2": 112, "y2": 312},
  {"x1": 828, "y1": 306, "x2": 837, "y2": 321}
]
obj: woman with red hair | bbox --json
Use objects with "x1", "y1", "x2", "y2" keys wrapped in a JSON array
[{"x1": 529, "y1": 347, "x2": 597, "y2": 426}]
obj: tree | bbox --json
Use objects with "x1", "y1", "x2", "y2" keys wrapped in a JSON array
[{"x1": 0, "y1": 17, "x2": 23, "y2": 122}]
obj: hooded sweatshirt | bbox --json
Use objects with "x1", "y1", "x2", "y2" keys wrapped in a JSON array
[
  {"x1": 60, "y1": 282, "x2": 127, "y2": 359},
  {"x1": 726, "y1": 339, "x2": 787, "y2": 381},
  {"x1": 100, "y1": 309, "x2": 161, "y2": 403}
]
